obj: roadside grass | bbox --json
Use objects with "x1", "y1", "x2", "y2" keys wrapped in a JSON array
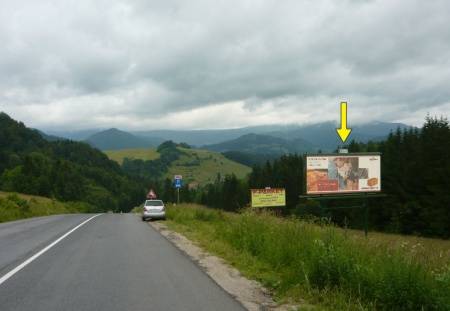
[
  {"x1": 0, "y1": 191, "x2": 95, "y2": 223},
  {"x1": 104, "y1": 148, "x2": 160, "y2": 164},
  {"x1": 164, "y1": 204, "x2": 450, "y2": 311},
  {"x1": 131, "y1": 205, "x2": 143, "y2": 214}
]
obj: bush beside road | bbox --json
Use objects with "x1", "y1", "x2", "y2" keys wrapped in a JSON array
[{"x1": 164, "y1": 204, "x2": 450, "y2": 311}]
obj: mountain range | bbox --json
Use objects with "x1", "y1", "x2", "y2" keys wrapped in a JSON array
[
  {"x1": 44, "y1": 129, "x2": 104, "y2": 141},
  {"x1": 203, "y1": 133, "x2": 315, "y2": 154},
  {"x1": 40, "y1": 121, "x2": 411, "y2": 153},
  {"x1": 85, "y1": 128, "x2": 164, "y2": 150}
]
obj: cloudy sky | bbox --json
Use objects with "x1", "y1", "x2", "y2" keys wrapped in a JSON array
[{"x1": 1, "y1": 0, "x2": 449, "y2": 130}]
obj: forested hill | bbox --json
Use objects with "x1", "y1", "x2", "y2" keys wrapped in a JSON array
[{"x1": 0, "y1": 113, "x2": 144, "y2": 212}]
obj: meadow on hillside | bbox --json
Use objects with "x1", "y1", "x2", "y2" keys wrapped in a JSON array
[
  {"x1": 105, "y1": 146, "x2": 251, "y2": 186},
  {"x1": 166, "y1": 147, "x2": 251, "y2": 185},
  {"x1": 105, "y1": 148, "x2": 160, "y2": 164}
]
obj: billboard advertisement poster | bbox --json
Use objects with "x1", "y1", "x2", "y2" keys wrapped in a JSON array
[
  {"x1": 306, "y1": 154, "x2": 381, "y2": 194},
  {"x1": 251, "y1": 188, "x2": 286, "y2": 208}
]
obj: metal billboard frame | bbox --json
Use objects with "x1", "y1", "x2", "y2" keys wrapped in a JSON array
[{"x1": 301, "y1": 152, "x2": 385, "y2": 237}]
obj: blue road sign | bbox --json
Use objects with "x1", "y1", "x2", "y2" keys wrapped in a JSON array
[{"x1": 174, "y1": 178, "x2": 183, "y2": 188}]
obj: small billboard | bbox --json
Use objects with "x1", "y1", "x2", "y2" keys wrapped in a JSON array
[
  {"x1": 251, "y1": 188, "x2": 286, "y2": 208},
  {"x1": 306, "y1": 154, "x2": 381, "y2": 194}
]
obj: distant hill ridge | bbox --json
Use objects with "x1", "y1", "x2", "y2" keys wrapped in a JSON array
[
  {"x1": 202, "y1": 121, "x2": 410, "y2": 155},
  {"x1": 40, "y1": 121, "x2": 411, "y2": 152},
  {"x1": 204, "y1": 133, "x2": 315, "y2": 155},
  {"x1": 85, "y1": 128, "x2": 164, "y2": 150}
]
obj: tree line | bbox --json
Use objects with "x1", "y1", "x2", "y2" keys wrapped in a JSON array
[
  {"x1": 170, "y1": 116, "x2": 450, "y2": 238},
  {"x1": 347, "y1": 116, "x2": 450, "y2": 237}
]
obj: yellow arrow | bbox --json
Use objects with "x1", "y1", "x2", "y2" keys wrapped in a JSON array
[{"x1": 336, "y1": 101, "x2": 352, "y2": 143}]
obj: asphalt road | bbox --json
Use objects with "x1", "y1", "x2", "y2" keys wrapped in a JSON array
[{"x1": 0, "y1": 214, "x2": 245, "y2": 311}]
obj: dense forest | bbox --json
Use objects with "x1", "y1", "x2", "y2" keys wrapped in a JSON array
[
  {"x1": 173, "y1": 116, "x2": 450, "y2": 238},
  {"x1": 0, "y1": 113, "x2": 144, "y2": 212},
  {"x1": 222, "y1": 151, "x2": 279, "y2": 166},
  {"x1": 348, "y1": 116, "x2": 450, "y2": 237}
]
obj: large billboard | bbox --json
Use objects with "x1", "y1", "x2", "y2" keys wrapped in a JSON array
[
  {"x1": 251, "y1": 188, "x2": 286, "y2": 208},
  {"x1": 306, "y1": 154, "x2": 381, "y2": 194}
]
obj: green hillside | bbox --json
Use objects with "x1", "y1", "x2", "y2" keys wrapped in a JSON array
[
  {"x1": 166, "y1": 147, "x2": 251, "y2": 185},
  {"x1": 105, "y1": 147, "x2": 251, "y2": 185},
  {"x1": 0, "y1": 191, "x2": 94, "y2": 223},
  {"x1": 105, "y1": 148, "x2": 160, "y2": 164}
]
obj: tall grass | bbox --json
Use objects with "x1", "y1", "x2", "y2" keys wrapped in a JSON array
[
  {"x1": 166, "y1": 205, "x2": 450, "y2": 310},
  {"x1": 0, "y1": 192, "x2": 95, "y2": 223}
]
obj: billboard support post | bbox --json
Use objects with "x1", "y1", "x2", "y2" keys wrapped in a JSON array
[
  {"x1": 363, "y1": 199, "x2": 368, "y2": 237},
  {"x1": 299, "y1": 193, "x2": 386, "y2": 237}
]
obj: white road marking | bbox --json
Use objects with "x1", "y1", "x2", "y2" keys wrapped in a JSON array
[{"x1": 0, "y1": 214, "x2": 102, "y2": 286}]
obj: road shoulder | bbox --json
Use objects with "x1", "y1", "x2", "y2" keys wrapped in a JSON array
[{"x1": 149, "y1": 221, "x2": 299, "y2": 311}]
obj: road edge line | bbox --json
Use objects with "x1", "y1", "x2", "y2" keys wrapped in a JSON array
[{"x1": 0, "y1": 214, "x2": 102, "y2": 286}]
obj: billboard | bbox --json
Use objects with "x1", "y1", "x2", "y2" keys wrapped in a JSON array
[
  {"x1": 251, "y1": 188, "x2": 286, "y2": 208},
  {"x1": 306, "y1": 154, "x2": 381, "y2": 194}
]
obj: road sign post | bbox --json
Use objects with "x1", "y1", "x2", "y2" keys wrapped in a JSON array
[
  {"x1": 174, "y1": 175, "x2": 183, "y2": 205},
  {"x1": 299, "y1": 193, "x2": 386, "y2": 237}
]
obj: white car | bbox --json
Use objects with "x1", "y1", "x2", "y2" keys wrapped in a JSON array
[{"x1": 142, "y1": 200, "x2": 166, "y2": 221}]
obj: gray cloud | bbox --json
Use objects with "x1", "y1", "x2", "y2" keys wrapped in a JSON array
[{"x1": 0, "y1": 0, "x2": 449, "y2": 130}]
